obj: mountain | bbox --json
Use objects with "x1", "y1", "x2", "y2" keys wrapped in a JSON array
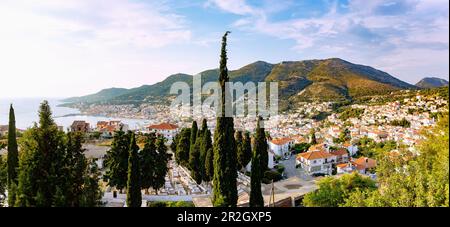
[
  {"x1": 62, "y1": 88, "x2": 130, "y2": 103},
  {"x1": 62, "y1": 58, "x2": 417, "y2": 109},
  {"x1": 415, "y1": 77, "x2": 449, "y2": 89}
]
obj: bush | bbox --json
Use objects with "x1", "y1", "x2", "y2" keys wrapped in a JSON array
[
  {"x1": 262, "y1": 170, "x2": 283, "y2": 184},
  {"x1": 147, "y1": 201, "x2": 195, "y2": 207},
  {"x1": 275, "y1": 165, "x2": 285, "y2": 174}
]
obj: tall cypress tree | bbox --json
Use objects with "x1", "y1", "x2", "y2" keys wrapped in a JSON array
[
  {"x1": 250, "y1": 116, "x2": 265, "y2": 207},
  {"x1": 126, "y1": 133, "x2": 141, "y2": 207},
  {"x1": 242, "y1": 132, "x2": 252, "y2": 170},
  {"x1": 189, "y1": 121, "x2": 198, "y2": 170},
  {"x1": 235, "y1": 131, "x2": 244, "y2": 170},
  {"x1": 104, "y1": 130, "x2": 130, "y2": 193},
  {"x1": 213, "y1": 31, "x2": 238, "y2": 207},
  {"x1": 176, "y1": 128, "x2": 191, "y2": 166},
  {"x1": 199, "y1": 119, "x2": 209, "y2": 181},
  {"x1": 140, "y1": 133, "x2": 157, "y2": 194},
  {"x1": 153, "y1": 136, "x2": 169, "y2": 194},
  {"x1": 7, "y1": 104, "x2": 19, "y2": 206},
  {"x1": 202, "y1": 127, "x2": 214, "y2": 183}
]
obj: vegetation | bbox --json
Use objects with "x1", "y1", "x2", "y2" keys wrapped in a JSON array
[
  {"x1": 237, "y1": 131, "x2": 252, "y2": 170},
  {"x1": 338, "y1": 108, "x2": 364, "y2": 121},
  {"x1": 344, "y1": 114, "x2": 449, "y2": 207},
  {"x1": 103, "y1": 130, "x2": 131, "y2": 192},
  {"x1": 0, "y1": 155, "x2": 6, "y2": 206},
  {"x1": 389, "y1": 118, "x2": 411, "y2": 128},
  {"x1": 356, "y1": 136, "x2": 397, "y2": 158},
  {"x1": 126, "y1": 133, "x2": 141, "y2": 207},
  {"x1": 7, "y1": 104, "x2": 19, "y2": 206},
  {"x1": 304, "y1": 115, "x2": 449, "y2": 207},
  {"x1": 147, "y1": 201, "x2": 195, "y2": 207},
  {"x1": 212, "y1": 31, "x2": 238, "y2": 207},
  {"x1": 250, "y1": 117, "x2": 265, "y2": 207},
  {"x1": 175, "y1": 128, "x2": 191, "y2": 167},
  {"x1": 139, "y1": 133, "x2": 157, "y2": 194},
  {"x1": 302, "y1": 172, "x2": 377, "y2": 207},
  {"x1": 152, "y1": 136, "x2": 170, "y2": 194},
  {"x1": 293, "y1": 142, "x2": 311, "y2": 154},
  {"x1": 14, "y1": 101, "x2": 102, "y2": 207}
]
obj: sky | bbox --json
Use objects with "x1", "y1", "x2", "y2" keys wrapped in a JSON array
[{"x1": 0, "y1": 0, "x2": 448, "y2": 98}]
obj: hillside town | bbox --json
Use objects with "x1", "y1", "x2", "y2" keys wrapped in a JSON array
[{"x1": 42, "y1": 89, "x2": 447, "y2": 207}]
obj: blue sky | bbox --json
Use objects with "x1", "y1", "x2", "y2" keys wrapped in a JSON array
[{"x1": 0, "y1": 0, "x2": 448, "y2": 97}]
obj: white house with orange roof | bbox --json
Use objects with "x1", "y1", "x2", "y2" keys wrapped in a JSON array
[
  {"x1": 147, "y1": 123, "x2": 179, "y2": 142},
  {"x1": 268, "y1": 137, "x2": 295, "y2": 159},
  {"x1": 336, "y1": 157, "x2": 377, "y2": 176},
  {"x1": 296, "y1": 150, "x2": 337, "y2": 175}
]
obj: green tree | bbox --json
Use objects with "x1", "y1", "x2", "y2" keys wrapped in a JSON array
[
  {"x1": 176, "y1": 128, "x2": 191, "y2": 167},
  {"x1": 309, "y1": 128, "x2": 317, "y2": 145},
  {"x1": 126, "y1": 133, "x2": 141, "y2": 207},
  {"x1": 15, "y1": 101, "x2": 67, "y2": 207},
  {"x1": 302, "y1": 172, "x2": 377, "y2": 207},
  {"x1": 199, "y1": 119, "x2": 209, "y2": 181},
  {"x1": 104, "y1": 130, "x2": 130, "y2": 193},
  {"x1": 153, "y1": 136, "x2": 170, "y2": 194},
  {"x1": 0, "y1": 155, "x2": 6, "y2": 206},
  {"x1": 7, "y1": 104, "x2": 19, "y2": 206},
  {"x1": 241, "y1": 132, "x2": 252, "y2": 170},
  {"x1": 235, "y1": 131, "x2": 244, "y2": 170},
  {"x1": 81, "y1": 159, "x2": 103, "y2": 207},
  {"x1": 189, "y1": 140, "x2": 202, "y2": 184},
  {"x1": 202, "y1": 128, "x2": 214, "y2": 183},
  {"x1": 64, "y1": 132, "x2": 87, "y2": 207},
  {"x1": 189, "y1": 121, "x2": 198, "y2": 170},
  {"x1": 348, "y1": 115, "x2": 449, "y2": 207},
  {"x1": 140, "y1": 133, "x2": 157, "y2": 194},
  {"x1": 212, "y1": 31, "x2": 238, "y2": 207},
  {"x1": 250, "y1": 117, "x2": 265, "y2": 207}
]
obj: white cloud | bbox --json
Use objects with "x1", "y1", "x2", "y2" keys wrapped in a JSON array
[{"x1": 207, "y1": 0, "x2": 449, "y2": 82}]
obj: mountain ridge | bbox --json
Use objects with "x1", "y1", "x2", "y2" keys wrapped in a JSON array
[
  {"x1": 62, "y1": 58, "x2": 418, "y2": 108},
  {"x1": 415, "y1": 77, "x2": 449, "y2": 89}
]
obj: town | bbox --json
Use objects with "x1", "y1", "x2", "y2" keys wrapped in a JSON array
[{"x1": 4, "y1": 88, "x2": 442, "y2": 207}]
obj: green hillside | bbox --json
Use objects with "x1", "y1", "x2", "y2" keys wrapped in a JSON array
[{"x1": 62, "y1": 58, "x2": 417, "y2": 109}]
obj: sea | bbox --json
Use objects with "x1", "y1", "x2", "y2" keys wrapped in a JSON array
[{"x1": 0, "y1": 98, "x2": 150, "y2": 131}]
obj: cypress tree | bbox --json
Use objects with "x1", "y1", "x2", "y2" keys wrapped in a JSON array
[
  {"x1": 140, "y1": 133, "x2": 157, "y2": 194},
  {"x1": 189, "y1": 139, "x2": 202, "y2": 184},
  {"x1": 242, "y1": 131, "x2": 252, "y2": 170},
  {"x1": 126, "y1": 133, "x2": 141, "y2": 207},
  {"x1": 153, "y1": 136, "x2": 169, "y2": 194},
  {"x1": 309, "y1": 128, "x2": 317, "y2": 145},
  {"x1": 259, "y1": 125, "x2": 268, "y2": 174},
  {"x1": 202, "y1": 128, "x2": 214, "y2": 183},
  {"x1": 235, "y1": 131, "x2": 244, "y2": 170},
  {"x1": 213, "y1": 31, "x2": 238, "y2": 207},
  {"x1": 199, "y1": 119, "x2": 210, "y2": 181},
  {"x1": 176, "y1": 128, "x2": 191, "y2": 166},
  {"x1": 81, "y1": 160, "x2": 103, "y2": 207},
  {"x1": 104, "y1": 130, "x2": 130, "y2": 192},
  {"x1": 250, "y1": 116, "x2": 265, "y2": 207},
  {"x1": 189, "y1": 121, "x2": 198, "y2": 170},
  {"x1": 7, "y1": 104, "x2": 19, "y2": 206}
]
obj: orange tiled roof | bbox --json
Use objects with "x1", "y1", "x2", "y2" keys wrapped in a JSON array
[
  {"x1": 148, "y1": 123, "x2": 178, "y2": 130},
  {"x1": 352, "y1": 157, "x2": 377, "y2": 169},
  {"x1": 270, "y1": 137, "x2": 293, "y2": 145},
  {"x1": 330, "y1": 149, "x2": 348, "y2": 156},
  {"x1": 297, "y1": 150, "x2": 335, "y2": 161}
]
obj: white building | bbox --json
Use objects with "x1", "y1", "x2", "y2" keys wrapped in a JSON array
[
  {"x1": 296, "y1": 150, "x2": 336, "y2": 175},
  {"x1": 268, "y1": 138, "x2": 295, "y2": 159},
  {"x1": 147, "y1": 123, "x2": 179, "y2": 142}
]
